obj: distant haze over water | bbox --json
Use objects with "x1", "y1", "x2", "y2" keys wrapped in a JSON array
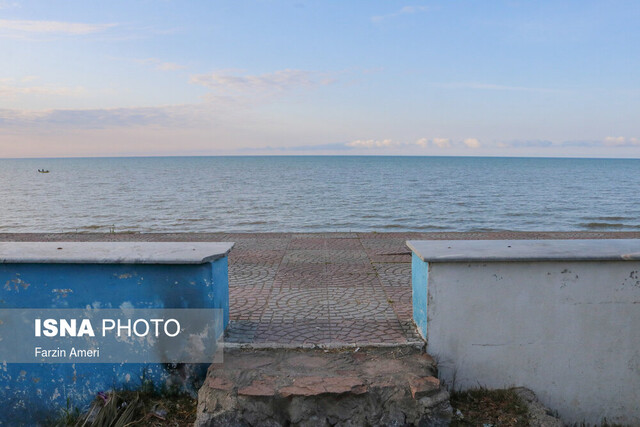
[{"x1": 1, "y1": 156, "x2": 638, "y2": 233}]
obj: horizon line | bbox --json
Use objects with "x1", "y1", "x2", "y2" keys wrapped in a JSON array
[{"x1": 2, "y1": 153, "x2": 640, "y2": 161}]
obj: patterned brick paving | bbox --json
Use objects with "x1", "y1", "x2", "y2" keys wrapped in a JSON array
[{"x1": 2, "y1": 231, "x2": 639, "y2": 345}]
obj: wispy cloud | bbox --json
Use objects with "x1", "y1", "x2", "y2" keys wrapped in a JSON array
[
  {"x1": 133, "y1": 57, "x2": 187, "y2": 71},
  {"x1": 0, "y1": 1, "x2": 18, "y2": 9},
  {"x1": 347, "y1": 137, "x2": 480, "y2": 150},
  {"x1": 240, "y1": 142, "x2": 352, "y2": 153},
  {"x1": 501, "y1": 140, "x2": 554, "y2": 148},
  {"x1": 496, "y1": 138, "x2": 640, "y2": 149},
  {"x1": 415, "y1": 137, "x2": 450, "y2": 148},
  {"x1": 435, "y1": 82, "x2": 555, "y2": 93},
  {"x1": 347, "y1": 139, "x2": 400, "y2": 148},
  {"x1": 433, "y1": 137, "x2": 451, "y2": 148},
  {"x1": 463, "y1": 138, "x2": 480, "y2": 148},
  {"x1": 372, "y1": 5, "x2": 429, "y2": 23},
  {"x1": 0, "y1": 104, "x2": 217, "y2": 130},
  {"x1": 550, "y1": 138, "x2": 640, "y2": 148},
  {"x1": 0, "y1": 78, "x2": 85, "y2": 97},
  {"x1": 189, "y1": 69, "x2": 335, "y2": 96},
  {"x1": 0, "y1": 19, "x2": 117, "y2": 37},
  {"x1": 0, "y1": 85, "x2": 84, "y2": 97},
  {"x1": 603, "y1": 136, "x2": 640, "y2": 147}
]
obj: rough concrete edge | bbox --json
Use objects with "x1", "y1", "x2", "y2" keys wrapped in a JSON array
[
  {"x1": 222, "y1": 341, "x2": 425, "y2": 350},
  {"x1": 513, "y1": 387, "x2": 564, "y2": 427}
]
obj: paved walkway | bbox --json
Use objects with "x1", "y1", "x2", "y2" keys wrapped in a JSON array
[{"x1": 2, "y1": 231, "x2": 639, "y2": 345}]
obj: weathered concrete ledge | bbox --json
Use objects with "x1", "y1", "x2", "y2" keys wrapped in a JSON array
[
  {"x1": 407, "y1": 238, "x2": 640, "y2": 262},
  {"x1": 0, "y1": 241, "x2": 233, "y2": 264},
  {"x1": 408, "y1": 239, "x2": 640, "y2": 425}
]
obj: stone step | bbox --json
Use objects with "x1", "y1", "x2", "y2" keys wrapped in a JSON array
[{"x1": 195, "y1": 346, "x2": 451, "y2": 426}]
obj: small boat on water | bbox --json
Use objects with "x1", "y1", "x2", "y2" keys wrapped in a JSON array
[{"x1": 37, "y1": 169, "x2": 50, "y2": 173}]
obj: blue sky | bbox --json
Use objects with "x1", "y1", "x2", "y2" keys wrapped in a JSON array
[{"x1": 1, "y1": 0, "x2": 639, "y2": 158}]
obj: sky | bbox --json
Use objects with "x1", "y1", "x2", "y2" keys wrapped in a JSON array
[{"x1": 1, "y1": 0, "x2": 639, "y2": 158}]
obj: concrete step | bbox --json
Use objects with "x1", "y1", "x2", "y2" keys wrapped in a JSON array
[{"x1": 195, "y1": 346, "x2": 451, "y2": 426}]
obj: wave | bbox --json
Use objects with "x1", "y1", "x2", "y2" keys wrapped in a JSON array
[
  {"x1": 579, "y1": 222, "x2": 628, "y2": 229},
  {"x1": 235, "y1": 220, "x2": 271, "y2": 226},
  {"x1": 583, "y1": 216, "x2": 631, "y2": 221}
]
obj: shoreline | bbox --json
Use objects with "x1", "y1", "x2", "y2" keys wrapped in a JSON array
[{"x1": 2, "y1": 230, "x2": 640, "y2": 240}]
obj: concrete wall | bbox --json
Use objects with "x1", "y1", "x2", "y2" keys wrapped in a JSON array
[
  {"x1": 417, "y1": 259, "x2": 640, "y2": 425},
  {"x1": 0, "y1": 257, "x2": 230, "y2": 424}
]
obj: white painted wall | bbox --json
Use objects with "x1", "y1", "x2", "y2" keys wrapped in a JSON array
[{"x1": 426, "y1": 261, "x2": 640, "y2": 425}]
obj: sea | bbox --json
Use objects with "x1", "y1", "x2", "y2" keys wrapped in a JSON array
[{"x1": 1, "y1": 156, "x2": 638, "y2": 233}]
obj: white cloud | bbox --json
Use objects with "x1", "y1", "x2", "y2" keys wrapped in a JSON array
[
  {"x1": 415, "y1": 137, "x2": 450, "y2": 148},
  {"x1": 436, "y1": 82, "x2": 555, "y2": 93},
  {"x1": 353, "y1": 137, "x2": 476, "y2": 150},
  {"x1": 0, "y1": 1, "x2": 18, "y2": 9},
  {"x1": 133, "y1": 57, "x2": 186, "y2": 71},
  {"x1": 347, "y1": 139, "x2": 400, "y2": 148},
  {"x1": 463, "y1": 138, "x2": 481, "y2": 148},
  {"x1": 158, "y1": 62, "x2": 185, "y2": 71},
  {"x1": 189, "y1": 69, "x2": 334, "y2": 96},
  {"x1": 432, "y1": 137, "x2": 451, "y2": 148},
  {"x1": 0, "y1": 19, "x2": 117, "y2": 36},
  {"x1": 604, "y1": 136, "x2": 640, "y2": 147},
  {"x1": 0, "y1": 82, "x2": 85, "y2": 97},
  {"x1": 415, "y1": 137, "x2": 429, "y2": 148},
  {"x1": 0, "y1": 104, "x2": 220, "y2": 131},
  {"x1": 372, "y1": 5, "x2": 429, "y2": 23}
]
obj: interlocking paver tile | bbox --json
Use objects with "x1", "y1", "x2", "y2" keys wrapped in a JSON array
[
  {"x1": 281, "y1": 250, "x2": 326, "y2": 264},
  {"x1": 329, "y1": 320, "x2": 408, "y2": 344},
  {"x1": 264, "y1": 285, "x2": 330, "y2": 321},
  {"x1": 229, "y1": 249, "x2": 285, "y2": 266},
  {"x1": 327, "y1": 273, "x2": 379, "y2": 288},
  {"x1": 276, "y1": 263, "x2": 326, "y2": 278},
  {"x1": 229, "y1": 264, "x2": 277, "y2": 287},
  {"x1": 325, "y1": 264, "x2": 377, "y2": 275},
  {"x1": 327, "y1": 286, "x2": 396, "y2": 321},
  {"x1": 233, "y1": 240, "x2": 289, "y2": 251},
  {"x1": 399, "y1": 320, "x2": 423, "y2": 341},
  {"x1": 323, "y1": 239, "x2": 363, "y2": 250},
  {"x1": 287, "y1": 238, "x2": 327, "y2": 250},
  {"x1": 292, "y1": 233, "x2": 357, "y2": 238},
  {"x1": 273, "y1": 274, "x2": 328, "y2": 288},
  {"x1": 253, "y1": 320, "x2": 331, "y2": 344},
  {"x1": 368, "y1": 254, "x2": 411, "y2": 263},
  {"x1": 374, "y1": 263, "x2": 411, "y2": 287},
  {"x1": 225, "y1": 320, "x2": 259, "y2": 343},
  {"x1": 383, "y1": 286, "x2": 413, "y2": 321},
  {"x1": 229, "y1": 286, "x2": 270, "y2": 321},
  {"x1": 324, "y1": 250, "x2": 370, "y2": 264}
]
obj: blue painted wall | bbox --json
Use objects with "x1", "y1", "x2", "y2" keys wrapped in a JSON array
[
  {"x1": 412, "y1": 253, "x2": 428, "y2": 340},
  {"x1": 0, "y1": 259, "x2": 229, "y2": 425}
]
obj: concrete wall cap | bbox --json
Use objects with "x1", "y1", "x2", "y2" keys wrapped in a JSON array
[
  {"x1": 0, "y1": 242, "x2": 234, "y2": 264},
  {"x1": 406, "y1": 239, "x2": 640, "y2": 263}
]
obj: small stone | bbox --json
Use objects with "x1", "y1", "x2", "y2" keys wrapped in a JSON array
[
  {"x1": 419, "y1": 353, "x2": 436, "y2": 365},
  {"x1": 408, "y1": 376, "x2": 440, "y2": 399}
]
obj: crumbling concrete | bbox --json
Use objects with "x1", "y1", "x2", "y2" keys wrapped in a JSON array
[
  {"x1": 513, "y1": 388, "x2": 563, "y2": 427},
  {"x1": 195, "y1": 346, "x2": 452, "y2": 426}
]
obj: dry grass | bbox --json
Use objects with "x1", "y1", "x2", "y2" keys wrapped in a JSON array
[
  {"x1": 450, "y1": 387, "x2": 530, "y2": 427},
  {"x1": 55, "y1": 390, "x2": 197, "y2": 427}
]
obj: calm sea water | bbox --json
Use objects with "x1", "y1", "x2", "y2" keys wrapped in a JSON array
[{"x1": 1, "y1": 156, "x2": 638, "y2": 233}]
